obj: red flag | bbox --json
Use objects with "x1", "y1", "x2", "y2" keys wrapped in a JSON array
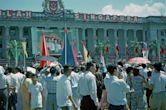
[
  {"x1": 115, "y1": 43, "x2": 120, "y2": 54},
  {"x1": 135, "y1": 47, "x2": 139, "y2": 54},
  {"x1": 114, "y1": 43, "x2": 120, "y2": 58},
  {"x1": 40, "y1": 32, "x2": 50, "y2": 67},
  {"x1": 72, "y1": 47, "x2": 78, "y2": 65},
  {"x1": 64, "y1": 26, "x2": 68, "y2": 33},
  {"x1": 160, "y1": 47, "x2": 165, "y2": 55},
  {"x1": 105, "y1": 46, "x2": 109, "y2": 53}
]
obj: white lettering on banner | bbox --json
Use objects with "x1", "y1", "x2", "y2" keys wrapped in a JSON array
[
  {"x1": 133, "y1": 16, "x2": 138, "y2": 22},
  {"x1": 25, "y1": 11, "x2": 32, "y2": 18},
  {"x1": 0, "y1": 10, "x2": 32, "y2": 18},
  {"x1": 16, "y1": 10, "x2": 22, "y2": 17},
  {"x1": 105, "y1": 15, "x2": 110, "y2": 20},
  {"x1": 86, "y1": 14, "x2": 90, "y2": 20},
  {"x1": 83, "y1": 14, "x2": 87, "y2": 20},
  {"x1": 0, "y1": 10, "x2": 140, "y2": 22},
  {"x1": 90, "y1": 14, "x2": 96, "y2": 20},
  {"x1": 112, "y1": 15, "x2": 117, "y2": 21},
  {"x1": 7, "y1": 10, "x2": 12, "y2": 17},
  {"x1": 126, "y1": 16, "x2": 131, "y2": 22},
  {"x1": 119, "y1": 16, "x2": 125, "y2": 21},
  {"x1": 74, "y1": 13, "x2": 139, "y2": 22},
  {"x1": 98, "y1": 14, "x2": 103, "y2": 20},
  {"x1": 74, "y1": 13, "x2": 140, "y2": 22},
  {"x1": 74, "y1": 13, "x2": 79, "y2": 19}
]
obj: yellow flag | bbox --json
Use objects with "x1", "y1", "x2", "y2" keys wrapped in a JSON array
[
  {"x1": 82, "y1": 43, "x2": 91, "y2": 63},
  {"x1": 22, "y1": 41, "x2": 28, "y2": 57}
]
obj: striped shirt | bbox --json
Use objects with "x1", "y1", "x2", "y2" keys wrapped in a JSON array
[{"x1": 46, "y1": 75, "x2": 59, "y2": 94}]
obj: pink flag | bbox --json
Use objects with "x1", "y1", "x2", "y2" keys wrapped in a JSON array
[{"x1": 72, "y1": 47, "x2": 78, "y2": 65}]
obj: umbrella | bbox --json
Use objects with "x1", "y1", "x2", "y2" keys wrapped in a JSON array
[
  {"x1": 128, "y1": 57, "x2": 151, "y2": 64},
  {"x1": 36, "y1": 56, "x2": 57, "y2": 62}
]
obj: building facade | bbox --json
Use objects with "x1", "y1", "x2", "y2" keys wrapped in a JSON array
[{"x1": 0, "y1": 0, "x2": 166, "y2": 63}]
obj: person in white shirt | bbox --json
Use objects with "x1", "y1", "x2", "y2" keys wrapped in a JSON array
[
  {"x1": 5, "y1": 67, "x2": 17, "y2": 110},
  {"x1": 0, "y1": 66, "x2": 8, "y2": 110},
  {"x1": 78, "y1": 62, "x2": 99, "y2": 110},
  {"x1": 104, "y1": 65, "x2": 130, "y2": 110},
  {"x1": 56, "y1": 64, "x2": 77, "y2": 110},
  {"x1": 70, "y1": 70, "x2": 80, "y2": 110},
  {"x1": 28, "y1": 74, "x2": 44, "y2": 110},
  {"x1": 147, "y1": 63, "x2": 166, "y2": 110}
]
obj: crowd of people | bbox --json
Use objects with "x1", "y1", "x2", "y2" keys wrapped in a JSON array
[{"x1": 0, "y1": 60, "x2": 166, "y2": 110}]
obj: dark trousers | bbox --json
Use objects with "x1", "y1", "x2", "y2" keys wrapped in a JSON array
[
  {"x1": 0, "y1": 88, "x2": 8, "y2": 110},
  {"x1": 8, "y1": 92, "x2": 17, "y2": 110},
  {"x1": 108, "y1": 104, "x2": 125, "y2": 110},
  {"x1": 80, "y1": 95, "x2": 97, "y2": 110}
]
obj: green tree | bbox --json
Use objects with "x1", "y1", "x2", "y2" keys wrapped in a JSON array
[
  {"x1": 7, "y1": 40, "x2": 25, "y2": 66},
  {"x1": 148, "y1": 40, "x2": 157, "y2": 57},
  {"x1": 130, "y1": 41, "x2": 141, "y2": 57}
]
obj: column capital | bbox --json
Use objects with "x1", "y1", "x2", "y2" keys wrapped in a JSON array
[
  {"x1": 45, "y1": 26, "x2": 50, "y2": 29},
  {"x1": 18, "y1": 26, "x2": 24, "y2": 29},
  {"x1": 133, "y1": 29, "x2": 137, "y2": 32},
  {"x1": 4, "y1": 25, "x2": 10, "y2": 28}
]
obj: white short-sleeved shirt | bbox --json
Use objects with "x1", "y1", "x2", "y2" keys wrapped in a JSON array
[
  {"x1": 14, "y1": 72, "x2": 25, "y2": 92},
  {"x1": 56, "y1": 74, "x2": 72, "y2": 107},
  {"x1": 104, "y1": 74, "x2": 130, "y2": 105},
  {"x1": 28, "y1": 82, "x2": 43, "y2": 109},
  {"x1": 150, "y1": 71, "x2": 166, "y2": 93}
]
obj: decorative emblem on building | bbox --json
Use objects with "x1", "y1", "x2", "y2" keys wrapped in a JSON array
[
  {"x1": 42, "y1": 0, "x2": 64, "y2": 14},
  {"x1": 49, "y1": 0, "x2": 58, "y2": 14}
]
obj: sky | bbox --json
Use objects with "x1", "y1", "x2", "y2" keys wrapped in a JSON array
[{"x1": 0, "y1": 0, "x2": 166, "y2": 17}]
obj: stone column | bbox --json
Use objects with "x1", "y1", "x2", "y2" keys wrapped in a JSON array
[
  {"x1": 124, "y1": 29, "x2": 128, "y2": 59},
  {"x1": 143, "y1": 30, "x2": 146, "y2": 42},
  {"x1": 134, "y1": 29, "x2": 137, "y2": 41},
  {"x1": 3, "y1": 26, "x2": 10, "y2": 58},
  {"x1": 93, "y1": 28, "x2": 97, "y2": 48},
  {"x1": 19, "y1": 26, "x2": 23, "y2": 40},
  {"x1": 114, "y1": 29, "x2": 117, "y2": 44},
  {"x1": 82, "y1": 28, "x2": 86, "y2": 41},
  {"x1": 124, "y1": 29, "x2": 127, "y2": 43},
  {"x1": 104, "y1": 28, "x2": 107, "y2": 38}
]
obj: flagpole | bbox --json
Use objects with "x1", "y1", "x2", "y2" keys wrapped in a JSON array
[
  {"x1": 63, "y1": 6, "x2": 67, "y2": 64},
  {"x1": 157, "y1": 30, "x2": 161, "y2": 62},
  {"x1": 64, "y1": 27, "x2": 67, "y2": 64}
]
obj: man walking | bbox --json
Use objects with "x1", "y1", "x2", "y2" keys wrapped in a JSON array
[
  {"x1": 78, "y1": 62, "x2": 99, "y2": 110},
  {"x1": 56, "y1": 64, "x2": 78, "y2": 110}
]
